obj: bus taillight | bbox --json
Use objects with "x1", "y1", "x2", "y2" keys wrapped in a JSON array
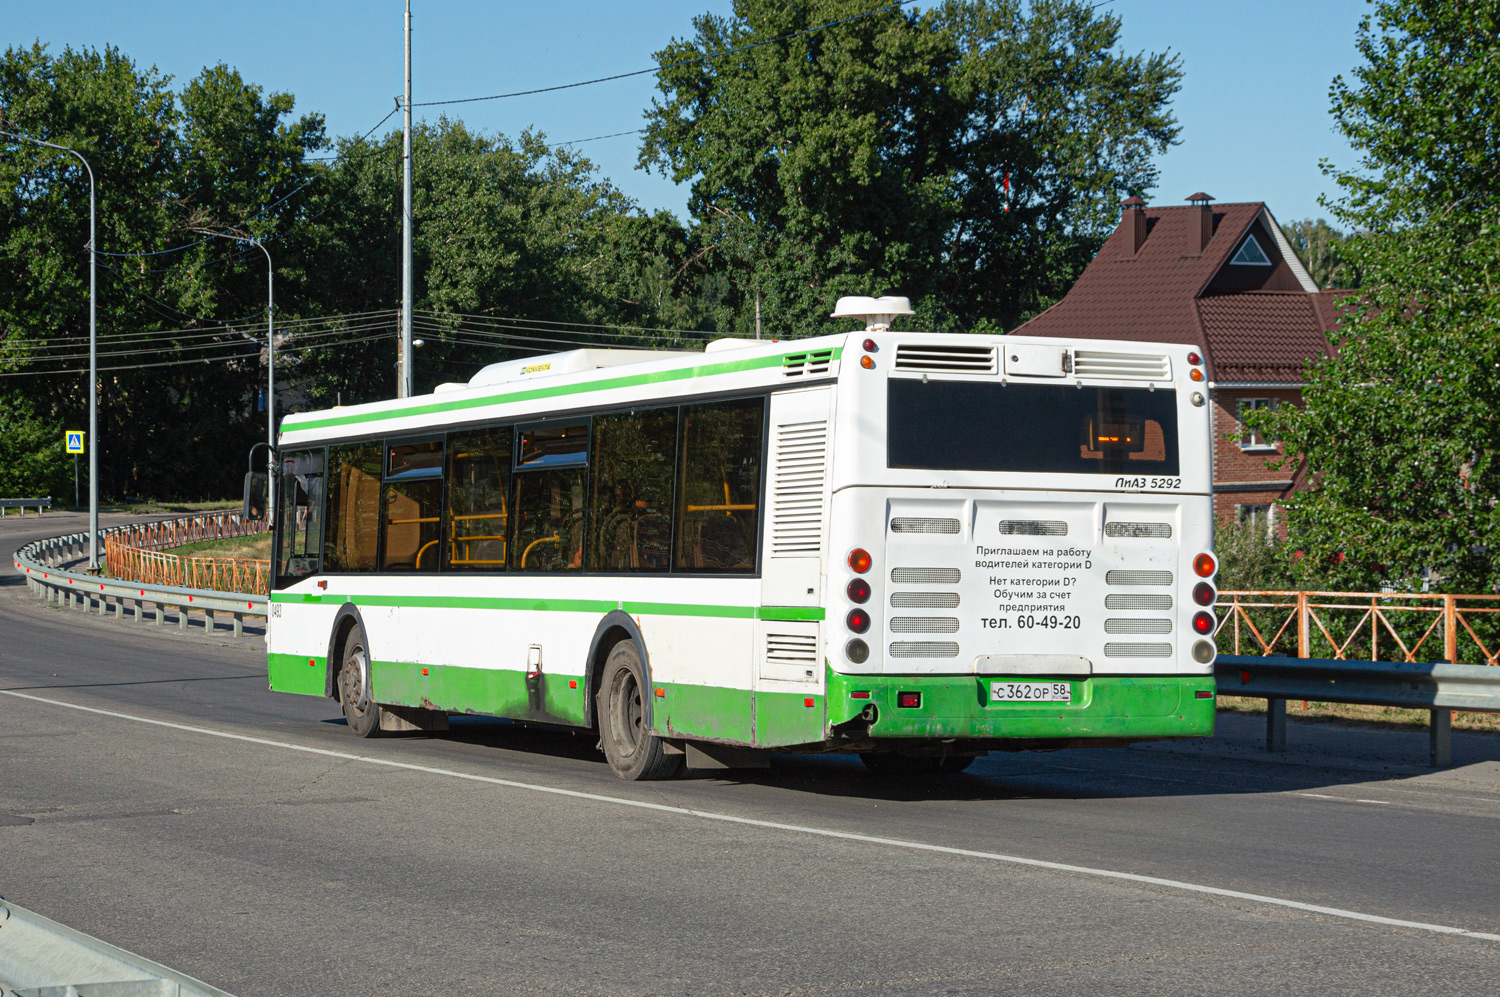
[
  {"x1": 848, "y1": 548, "x2": 872, "y2": 573},
  {"x1": 1192, "y1": 611, "x2": 1215, "y2": 635},
  {"x1": 847, "y1": 608, "x2": 871, "y2": 634},
  {"x1": 1192, "y1": 582, "x2": 1216, "y2": 606},
  {"x1": 847, "y1": 577, "x2": 871, "y2": 603},
  {"x1": 1193, "y1": 552, "x2": 1216, "y2": 577}
]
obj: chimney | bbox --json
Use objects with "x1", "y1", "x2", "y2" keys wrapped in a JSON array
[
  {"x1": 1186, "y1": 192, "x2": 1214, "y2": 254},
  {"x1": 1118, "y1": 197, "x2": 1147, "y2": 257}
]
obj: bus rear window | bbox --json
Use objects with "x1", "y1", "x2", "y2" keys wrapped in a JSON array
[{"x1": 888, "y1": 380, "x2": 1180, "y2": 475}]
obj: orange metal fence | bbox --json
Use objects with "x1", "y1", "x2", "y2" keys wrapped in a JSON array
[
  {"x1": 1217, "y1": 591, "x2": 1500, "y2": 666},
  {"x1": 105, "y1": 510, "x2": 272, "y2": 595}
]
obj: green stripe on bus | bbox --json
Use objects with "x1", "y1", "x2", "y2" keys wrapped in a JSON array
[
  {"x1": 281, "y1": 348, "x2": 842, "y2": 434},
  {"x1": 268, "y1": 591, "x2": 825, "y2": 621}
]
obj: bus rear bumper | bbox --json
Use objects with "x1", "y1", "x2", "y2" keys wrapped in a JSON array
[{"x1": 824, "y1": 671, "x2": 1216, "y2": 744}]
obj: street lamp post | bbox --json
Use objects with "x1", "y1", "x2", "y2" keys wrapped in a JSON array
[
  {"x1": 197, "y1": 231, "x2": 276, "y2": 525},
  {"x1": 0, "y1": 115, "x2": 100, "y2": 568}
]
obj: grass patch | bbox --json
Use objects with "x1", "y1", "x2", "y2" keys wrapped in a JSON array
[
  {"x1": 164, "y1": 533, "x2": 273, "y2": 560},
  {"x1": 104, "y1": 500, "x2": 242, "y2": 514},
  {"x1": 1218, "y1": 695, "x2": 1500, "y2": 733}
]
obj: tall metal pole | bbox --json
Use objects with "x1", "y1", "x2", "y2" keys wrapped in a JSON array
[
  {"x1": 0, "y1": 121, "x2": 100, "y2": 567},
  {"x1": 195, "y1": 230, "x2": 276, "y2": 524},
  {"x1": 261, "y1": 239, "x2": 275, "y2": 527},
  {"x1": 400, "y1": 0, "x2": 414, "y2": 398}
]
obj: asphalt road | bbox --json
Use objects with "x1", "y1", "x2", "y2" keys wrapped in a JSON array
[{"x1": 4, "y1": 512, "x2": 1500, "y2": 995}]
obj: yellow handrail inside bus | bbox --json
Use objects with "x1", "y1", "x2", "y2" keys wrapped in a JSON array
[
  {"x1": 414, "y1": 540, "x2": 439, "y2": 570},
  {"x1": 684, "y1": 504, "x2": 756, "y2": 512},
  {"x1": 520, "y1": 533, "x2": 561, "y2": 568}
]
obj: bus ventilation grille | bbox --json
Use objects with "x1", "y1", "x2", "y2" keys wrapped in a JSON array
[
  {"x1": 769, "y1": 420, "x2": 829, "y2": 556},
  {"x1": 891, "y1": 591, "x2": 960, "y2": 608},
  {"x1": 1104, "y1": 593, "x2": 1173, "y2": 610},
  {"x1": 890, "y1": 617, "x2": 960, "y2": 633},
  {"x1": 890, "y1": 567, "x2": 962, "y2": 584},
  {"x1": 768, "y1": 632, "x2": 816, "y2": 680},
  {"x1": 1105, "y1": 569, "x2": 1174, "y2": 586},
  {"x1": 1103, "y1": 642, "x2": 1174, "y2": 658},
  {"x1": 1104, "y1": 618, "x2": 1173, "y2": 634},
  {"x1": 998, "y1": 520, "x2": 1067, "y2": 536},
  {"x1": 889, "y1": 641, "x2": 961, "y2": 658},
  {"x1": 783, "y1": 350, "x2": 835, "y2": 377},
  {"x1": 893, "y1": 344, "x2": 997, "y2": 374},
  {"x1": 891, "y1": 517, "x2": 961, "y2": 534},
  {"x1": 1072, "y1": 350, "x2": 1171, "y2": 381},
  {"x1": 1105, "y1": 522, "x2": 1173, "y2": 538}
]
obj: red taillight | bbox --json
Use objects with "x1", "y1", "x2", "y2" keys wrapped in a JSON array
[
  {"x1": 1188, "y1": 351, "x2": 1202, "y2": 365},
  {"x1": 863, "y1": 338, "x2": 877, "y2": 352},
  {"x1": 1194, "y1": 552, "x2": 1216, "y2": 577},
  {"x1": 846, "y1": 608, "x2": 871, "y2": 634},
  {"x1": 1192, "y1": 582, "x2": 1216, "y2": 606},
  {"x1": 847, "y1": 577, "x2": 871, "y2": 603},
  {"x1": 897, "y1": 691, "x2": 922, "y2": 709},
  {"x1": 1192, "y1": 611, "x2": 1215, "y2": 635},
  {"x1": 848, "y1": 548, "x2": 872, "y2": 573},
  {"x1": 851, "y1": 690, "x2": 871, "y2": 699}
]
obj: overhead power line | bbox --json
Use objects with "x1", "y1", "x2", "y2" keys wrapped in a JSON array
[{"x1": 413, "y1": 1, "x2": 919, "y2": 108}]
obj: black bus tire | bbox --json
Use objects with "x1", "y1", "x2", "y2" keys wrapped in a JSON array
[{"x1": 596, "y1": 641, "x2": 681, "y2": 781}]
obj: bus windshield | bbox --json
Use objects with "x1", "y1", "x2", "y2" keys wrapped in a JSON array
[{"x1": 887, "y1": 379, "x2": 1180, "y2": 475}]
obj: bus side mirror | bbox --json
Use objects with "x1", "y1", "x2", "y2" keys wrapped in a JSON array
[{"x1": 243, "y1": 471, "x2": 268, "y2": 521}]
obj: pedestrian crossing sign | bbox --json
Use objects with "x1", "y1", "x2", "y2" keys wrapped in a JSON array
[{"x1": 65, "y1": 430, "x2": 85, "y2": 454}]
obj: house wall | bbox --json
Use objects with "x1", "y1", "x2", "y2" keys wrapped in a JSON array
[{"x1": 1210, "y1": 386, "x2": 1302, "y2": 531}]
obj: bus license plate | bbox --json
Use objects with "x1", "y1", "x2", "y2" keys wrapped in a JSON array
[{"x1": 990, "y1": 681, "x2": 1072, "y2": 703}]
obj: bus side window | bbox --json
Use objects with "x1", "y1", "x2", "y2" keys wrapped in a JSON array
[
  {"x1": 511, "y1": 423, "x2": 588, "y2": 573},
  {"x1": 446, "y1": 427, "x2": 511, "y2": 571},
  {"x1": 382, "y1": 440, "x2": 444, "y2": 572},
  {"x1": 675, "y1": 398, "x2": 764, "y2": 574},
  {"x1": 588, "y1": 407, "x2": 678, "y2": 573},
  {"x1": 276, "y1": 449, "x2": 324, "y2": 583},
  {"x1": 324, "y1": 443, "x2": 383, "y2": 572}
]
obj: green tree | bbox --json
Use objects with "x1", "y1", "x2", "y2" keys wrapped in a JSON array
[
  {"x1": 640, "y1": 0, "x2": 1182, "y2": 334},
  {"x1": 293, "y1": 119, "x2": 708, "y2": 406},
  {"x1": 1262, "y1": 0, "x2": 1500, "y2": 592},
  {"x1": 1280, "y1": 218, "x2": 1360, "y2": 288},
  {"x1": 1, "y1": 44, "x2": 326, "y2": 500}
]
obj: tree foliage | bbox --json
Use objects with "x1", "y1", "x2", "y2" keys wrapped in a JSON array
[
  {"x1": 1279, "y1": 218, "x2": 1360, "y2": 289},
  {"x1": 640, "y1": 0, "x2": 1182, "y2": 333},
  {"x1": 1, "y1": 46, "x2": 700, "y2": 499},
  {"x1": 1262, "y1": 0, "x2": 1500, "y2": 592}
]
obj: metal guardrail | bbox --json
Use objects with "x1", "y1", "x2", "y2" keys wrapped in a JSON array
[
  {"x1": 0, "y1": 497, "x2": 51, "y2": 516},
  {"x1": 1216, "y1": 653, "x2": 1500, "y2": 767},
  {"x1": 0, "y1": 895, "x2": 235, "y2": 996},
  {"x1": 13, "y1": 527, "x2": 265, "y2": 638}
]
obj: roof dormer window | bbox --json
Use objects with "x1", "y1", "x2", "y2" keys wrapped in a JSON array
[{"x1": 1229, "y1": 233, "x2": 1270, "y2": 266}]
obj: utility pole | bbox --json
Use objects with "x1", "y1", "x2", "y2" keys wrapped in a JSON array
[
  {"x1": 195, "y1": 231, "x2": 276, "y2": 525},
  {"x1": 399, "y1": 0, "x2": 415, "y2": 398}
]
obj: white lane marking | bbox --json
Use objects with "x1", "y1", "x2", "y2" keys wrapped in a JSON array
[
  {"x1": 1299, "y1": 793, "x2": 1392, "y2": 806},
  {"x1": 6, "y1": 687, "x2": 1499, "y2": 944}
]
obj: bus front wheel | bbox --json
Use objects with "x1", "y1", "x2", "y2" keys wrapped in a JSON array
[
  {"x1": 597, "y1": 641, "x2": 681, "y2": 781},
  {"x1": 337, "y1": 623, "x2": 384, "y2": 738}
]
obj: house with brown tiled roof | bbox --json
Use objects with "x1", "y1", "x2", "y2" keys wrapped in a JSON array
[{"x1": 1015, "y1": 194, "x2": 1345, "y2": 530}]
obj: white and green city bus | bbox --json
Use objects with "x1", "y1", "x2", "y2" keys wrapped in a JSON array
[{"x1": 267, "y1": 296, "x2": 1219, "y2": 780}]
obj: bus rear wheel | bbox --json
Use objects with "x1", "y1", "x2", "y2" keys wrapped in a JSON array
[
  {"x1": 597, "y1": 641, "x2": 681, "y2": 781},
  {"x1": 337, "y1": 623, "x2": 384, "y2": 738}
]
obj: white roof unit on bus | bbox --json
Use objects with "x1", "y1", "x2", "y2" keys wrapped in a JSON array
[
  {"x1": 468, "y1": 348, "x2": 693, "y2": 387},
  {"x1": 831, "y1": 295, "x2": 914, "y2": 332}
]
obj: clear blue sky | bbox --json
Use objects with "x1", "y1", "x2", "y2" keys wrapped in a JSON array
[{"x1": 5, "y1": 1, "x2": 1370, "y2": 227}]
